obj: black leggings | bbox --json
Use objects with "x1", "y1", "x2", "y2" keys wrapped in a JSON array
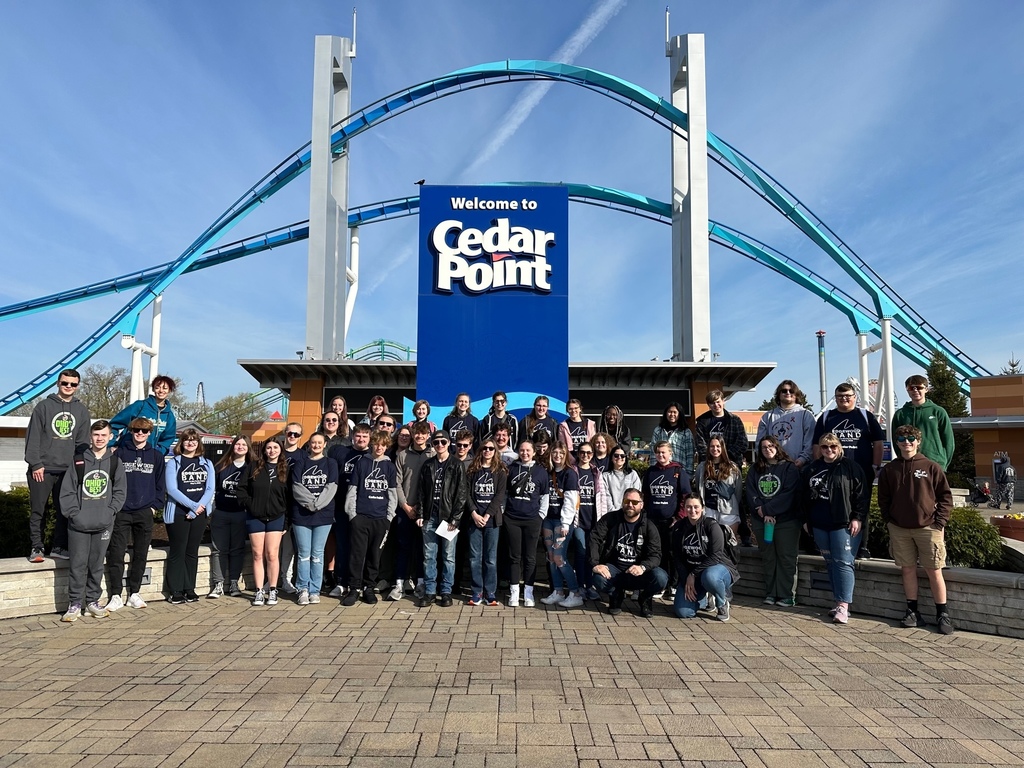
[
  {"x1": 504, "y1": 516, "x2": 542, "y2": 586},
  {"x1": 166, "y1": 513, "x2": 207, "y2": 594}
]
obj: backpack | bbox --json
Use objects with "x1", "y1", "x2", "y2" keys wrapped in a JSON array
[{"x1": 705, "y1": 516, "x2": 739, "y2": 564}]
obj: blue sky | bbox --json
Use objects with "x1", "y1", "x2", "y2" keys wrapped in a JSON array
[{"x1": 1, "y1": 1, "x2": 1022, "y2": 413}]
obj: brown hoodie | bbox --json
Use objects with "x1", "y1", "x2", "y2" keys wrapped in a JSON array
[{"x1": 877, "y1": 454, "x2": 952, "y2": 530}]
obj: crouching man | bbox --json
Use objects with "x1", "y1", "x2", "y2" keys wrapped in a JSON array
[{"x1": 589, "y1": 488, "x2": 668, "y2": 618}]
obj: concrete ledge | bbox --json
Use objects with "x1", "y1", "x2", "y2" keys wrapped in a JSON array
[
  {"x1": 733, "y1": 542, "x2": 1024, "y2": 638},
  {"x1": 0, "y1": 546, "x2": 253, "y2": 620}
]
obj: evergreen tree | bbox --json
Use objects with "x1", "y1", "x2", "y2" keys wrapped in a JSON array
[{"x1": 925, "y1": 352, "x2": 973, "y2": 484}]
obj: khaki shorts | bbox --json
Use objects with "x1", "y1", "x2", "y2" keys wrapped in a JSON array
[{"x1": 887, "y1": 523, "x2": 946, "y2": 569}]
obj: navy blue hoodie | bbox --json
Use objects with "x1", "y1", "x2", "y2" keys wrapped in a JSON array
[{"x1": 116, "y1": 434, "x2": 166, "y2": 513}]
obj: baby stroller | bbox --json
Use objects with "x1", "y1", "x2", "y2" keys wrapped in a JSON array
[{"x1": 966, "y1": 477, "x2": 992, "y2": 506}]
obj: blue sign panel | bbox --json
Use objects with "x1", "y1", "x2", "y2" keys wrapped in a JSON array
[{"x1": 417, "y1": 185, "x2": 569, "y2": 418}]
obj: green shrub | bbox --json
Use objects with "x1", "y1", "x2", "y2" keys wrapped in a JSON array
[
  {"x1": 867, "y1": 489, "x2": 1005, "y2": 570},
  {"x1": 0, "y1": 487, "x2": 32, "y2": 559},
  {"x1": 629, "y1": 457, "x2": 649, "y2": 477}
]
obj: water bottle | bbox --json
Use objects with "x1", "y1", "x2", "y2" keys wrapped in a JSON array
[{"x1": 763, "y1": 520, "x2": 775, "y2": 544}]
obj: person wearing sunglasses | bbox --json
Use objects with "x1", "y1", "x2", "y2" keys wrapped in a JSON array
[
  {"x1": 477, "y1": 391, "x2": 518, "y2": 447},
  {"x1": 603, "y1": 448, "x2": 641, "y2": 512},
  {"x1": 277, "y1": 423, "x2": 304, "y2": 595},
  {"x1": 465, "y1": 440, "x2": 507, "y2": 606},
  {"x1": 110, "y1": 375, "x2": 178, "y2": 456},
  {"x1": 891, "y1": 375, "x2": 955, "y2": 471},
  {"x1": 25, "y1": 368, "x2": 91, "y2": 563},
  {"x1": 105, "y1": 417, "x2": 165, "y2": 611},
  {"x1": 800, "y1": 432, "x2": 866, "y2": 625},
  {"x1": 310, "y1": 411, "x2": 347, "y2": 452},
  {"x1": 415, "y1": 430, "x2": 468, "y2": 607},
  {"x1": 443, "y1": 393, "x2": 480, "y2": 443},
  {"x1": 756, "y1": 381, "x2": 815, "y2": 470},
  {"x1": 164, "y1": 429, "x2": 216, "y2": 604},
  {"x1": 453, "y1": 430, "x2": 475, "y2": 467},
  {"x1": 878, "y1": 425, "x2": 955, "y2": 634}
]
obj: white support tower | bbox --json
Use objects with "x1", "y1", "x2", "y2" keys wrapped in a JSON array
[
  {"x1": 668, "y1": 32, "x2": 711, "y2": 362},
  {"x1": 306, "y1": 35, "x2": 354, "y2": 360},
  {"x1": 121, "y1": 294, "x2": 162, "y2": 401}
]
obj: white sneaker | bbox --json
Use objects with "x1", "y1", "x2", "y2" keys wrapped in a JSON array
[
  {"x1": 523, "y1": 587, "x2": 535, "y2": 607},
  {"x1": 309, "y1": 593, "x2": 321, "y2": 604},
  {"x1": 541, "y1": 591, "x2": 565, "y2": 606},
  {"x1": 86, "y1": 601, "x2": 109, "y2": 618},
  {"x1": 297, "y1": 589, "x2": 309, "y2": 606},
  {"x1": 127, "y1": 593, "x2": 147, "y2": 609},
  {"x1": 62, "y1": 603, "x2": 81, "y2": 622},
  {"x1": 252, "y1": 589, "x2": 265, "y2": 607},
  {"x1": 207, "y1": 584, "x2": 223, "y2": 599},
  {"x1": 387, "y1": 585, "x2": 403, "y2": 601},
  {"x1": 106, "y1": 594, "x2": 124, "y2": 612},
  {"x1": 328, "y1": 585, "x2": 344, "y2": 598},
  {"x1": 281, "y1": 579, "x2": 297, "y2": 595},
  {"x1": 508, "y1": 585, "x2": 520, "y2": 607},
  {"x1": 560, "y1": 592, "x2": 584, "y2": 609},
  {"x1": 266, "y1": 588, "x2": 278, "y2": 606}
]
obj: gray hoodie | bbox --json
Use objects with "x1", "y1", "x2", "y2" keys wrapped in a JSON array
[
  {"x1": 24, "y1": 393, "x2": 92, "y2": 473},
  {"x1": 59, "y1": 449, "x2": 126, "y2": 533}
]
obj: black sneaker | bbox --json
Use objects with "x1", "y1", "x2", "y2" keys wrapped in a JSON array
[
  {"x1": 639, "y1": 598, "x2": 654, "y2": 619},
  {"x1": 418, "y1": 593, "x2": 436, "y2": 608},
  {"x1": 937, "y1": 614, "x2": 955, "y2": 635},
  {"x1": 363, "y1": 587, "x2": 378, "y2": 605},
  {"x1": 901, "y1": 609, "x2": 925, "y2": 628},
  {"x1": 608, "y1": 591, "x2": 623, "y2": 616},
  {"x1": 342, "y1": 590, "x2": 360, "y2": 607},
  {"x1": 857, "y1": 546, "x2": 872, "y2": 560},
  {"x1": 169, "y1": 593, "x2": 186, "y2": 605},
  {"x1": 185, "y1": 591, "x2": 200, "y2": 603},
  {"x1": 439, "y1": 594, "x2": 453, "y2": 607}
]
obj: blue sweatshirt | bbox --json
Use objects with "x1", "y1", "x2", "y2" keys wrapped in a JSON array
[
  {"x1": 163, "y1": 454, "x2": 215, "y2": 524},
  {"x1": 290, "y1": 454, "x2": 339, "y2": 528},
  {"x1": 116, "y1": 435, "x2": 166, "y2": 513},
  {"x1": 642, "y1": 461, "x2": 693, "y2": 521},
  {"x1": 110, "y1": 396, "x2": 177, "y2": 455},
  {"x1": 344, "y1": 454, "x2": 398, "y2": 520}
]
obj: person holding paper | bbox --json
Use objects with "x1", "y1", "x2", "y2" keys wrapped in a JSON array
[{"x1": 416, "y1": 430, "x2": 468, "y2": 607}]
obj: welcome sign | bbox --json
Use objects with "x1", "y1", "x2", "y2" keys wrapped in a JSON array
[{"x1": 417, "y1": 185, "x2": 569, "y2": 417}]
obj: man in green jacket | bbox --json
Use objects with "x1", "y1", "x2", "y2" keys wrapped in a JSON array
[{"x1": 890, "y1": 375, "x2": 955, "y2": 470}]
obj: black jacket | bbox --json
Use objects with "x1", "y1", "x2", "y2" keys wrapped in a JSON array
[
  {"x1": 589, "y1": 509, "x2": 662, "y2": 571},
  {"x1": 417, "y1": 455, "x2": 468, "y2": 526},
  {"x1": 801, "y1": 457, "x2": 867, "y2": 531},
  {"x1": 671, "y1": 515, "x2": 740, "y2": 584},
  {"x1": 236, "y1": 461, "x2": 291, "y2": 523}
]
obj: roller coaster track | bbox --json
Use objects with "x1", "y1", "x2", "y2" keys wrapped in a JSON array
[{"x1": 0, "y1": 61, "x2": 985, "y2": 412}]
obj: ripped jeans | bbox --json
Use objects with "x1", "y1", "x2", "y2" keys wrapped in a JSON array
[
  {"x1": 812, "y1": 526, "x2": 856, "y2": 604},
  {"x1": 292, "y1": 523, "x2": 331, "y2": 596},
  {"x1": 542, "y1": 519, "x2": 578, "y2": 592}
]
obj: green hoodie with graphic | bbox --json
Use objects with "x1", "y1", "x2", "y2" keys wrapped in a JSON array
[{"x1": 59, "y1": 449, "x2": 126, "y2": 533}]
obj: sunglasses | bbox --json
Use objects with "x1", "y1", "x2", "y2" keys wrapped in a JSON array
[
  {"x1": 432, "y1": 439, "x2": 449, "y2": 446},
  {"x1": 457, "y1": 442, "x2": 472, "y2": 449},
  {"x1": 896, "y1": 436, "x2": 918, "y2": 443},
  {"x1": 286, "y1": 431, "x2": 301, "y2": 438},
  {"x1": 577, "y1": 450, "x2": 593, "y2": 456},
  {"x1": 494, "y1": 398, "x2": 506, "y2": 404},
  {"x1": 323, "y1": 418, "x2": 339, "y2": 423},
  {"x1": 612, "y1": 453, "x2": 626, "y2": 459},
  {"x1": 821, "y1": 444, "x2": 840, "y2": 451},
  {"x1": 622, "y1": 498, "x2": 641, "y2": 506},
  {"x1": 131, "y1": 428, "x2": 152, "y2": 434},
  {"x1": 376, "y1": 421, "x2": 395, "y2": 428},
  {"x1": 58, "y1": 381, "x2": 79, "y2": 387},
  {"x1": 778, "y1": 388, "x2": 794, "y2": 394},
  {"x1": 481, "y1": 446, "x2": 496, "y2": 452}
]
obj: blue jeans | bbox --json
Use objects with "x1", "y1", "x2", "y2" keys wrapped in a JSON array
[
  {"x1": 423, "y1": 517, "x2": 457, "y2": 595},
  {"x1": 293, "y1": 523, "x2": 331, "y2": 595},
  {"x1": 571, "y1": 526, "x2": 592, "y2": 589},
  {"x1": 468, "y1": 524, "x2": 499, "y2": 597},
  {"x1": 673, "y1": 564, "x2": 733, "y2": 618},
  {"x1": 592, "y1": 563, "x2": 668, "y2": 599},
  {"x1": 812, "y1": 526, "x2": 856, "y2": 604},
  {"x1": 542, "y1": 519, "x2": 578, "y2": 592}
]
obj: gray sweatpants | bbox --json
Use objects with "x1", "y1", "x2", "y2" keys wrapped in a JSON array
[{"x1": 68, "y1": 526, "x2": 112, "y2": 606}]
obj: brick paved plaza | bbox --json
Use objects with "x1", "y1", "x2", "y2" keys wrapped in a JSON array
[{"x1": 1, "y1": 595, "x2": 1023, "y2": 767}]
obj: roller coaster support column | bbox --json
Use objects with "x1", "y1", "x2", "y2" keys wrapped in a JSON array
[
  {"x1": 880, "y1": 316, "x2": 896, "y2": 444},
  {"x1": 344, "y1": 226, "x2": 359, "y2": 350},
  {"x1": 306, "y1": 35, "x2": 354, "y2": 361},
  {"x1": 121, "y1": 294, "x2": 162, "y2": 402},
  {"x1": 857, "y1": 332, "x2": 870, "y2": 407},
  {"x1": 668, "y1": 33, "x2": 711, "y2": 362}
]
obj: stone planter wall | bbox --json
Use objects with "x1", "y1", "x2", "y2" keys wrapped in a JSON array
[{"x1": 734, "y1": 543, "x2": 1024, "y2": 639}]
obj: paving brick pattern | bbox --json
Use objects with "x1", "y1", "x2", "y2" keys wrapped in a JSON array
[{"x1": 2, "y1": 594, "x2": 1024, "y2": 767}]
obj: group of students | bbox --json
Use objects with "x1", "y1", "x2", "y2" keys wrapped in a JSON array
[{"x1": 31, "y1": 371, "x2": 959, "y2": 633}]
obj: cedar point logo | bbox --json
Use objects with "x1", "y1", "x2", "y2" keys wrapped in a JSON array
[{"x1": 431, "y1": 210, "x2": 555, "y2": 294}]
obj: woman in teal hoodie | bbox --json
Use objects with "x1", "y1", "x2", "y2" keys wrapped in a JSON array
[{"x1": 111, "y1": 375, "x2": 178, "y2": 455}]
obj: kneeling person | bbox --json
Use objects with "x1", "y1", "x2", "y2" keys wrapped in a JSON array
[
  {"x1": 672, "y1": 494, "x2": 740, "y2": 621},
  {"x1": 60, "y1": 420, "x2": 127, "y2": 621},
  {"x1": 589, "y1": 488, "x2": 668, "y2": 618},
  {"x1": 343, "y1": 430, "x2": 398, "y2": 605}
]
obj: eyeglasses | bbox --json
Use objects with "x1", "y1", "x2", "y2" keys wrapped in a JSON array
[
  {"x1": 896, "y1": 436, "x2": 918, "y2": 443},
  {"x1": 183, "y1": 438, "x2": 199, "y2": 444},
  {"x1": 58, "y1": 380, "x2": 79, "y2": 387},
  {"x1": 821, "y1": 444, "x2": 840, "y2": 451},
  {"x1": 481, "y1": 446, "x2": 496, "y2": 452},
  {"x1": 432, "y1": 439, "x2": 448, "y2": 446},
  {"x1": 286, "y1": 431, "x2": 301, "y2": 438},
  {"x1": 835, "y1": 394, "x2": 855, "y2": 400},
  {"x1": 457, "y1": 442, "x2": 472, "y2": 449},
  {"x1": 131, "y1": 428, "x2": 152, "y2": 434},
  {"x1": 577, "y1": 450, "x2": 593, "y2": 456}
]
